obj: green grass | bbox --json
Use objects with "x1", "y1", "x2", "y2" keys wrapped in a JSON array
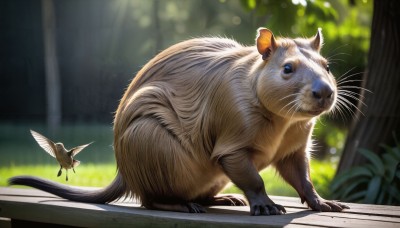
[
  {"x1": 1, "y1": 160, "x2": 336, "y2": 199},
  {"x1": 0, "y1": 122, "x2": 115, "y2": 166},
  {"x1": 1, "y1": 122, "x2": 337, "y2": 199},
  {"x1": 223, "y1": 160, "x2": 336, "y2": 199},
  {"x1": 1, "y1": 163, "x2": 118, "y2": 187}
]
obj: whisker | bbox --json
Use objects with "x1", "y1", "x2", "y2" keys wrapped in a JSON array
[
  {"x1": 338, "y1": 91, "x2": 367, "y2": 107},
  {"x1": 328, "y1": 103, "x2": 346, "y2": 122},
  {"x1": 290, "y1": 102, "x2": 302, "y2": 122},
  {"x1": 327, "y1": 52, "x2": 350, "y2": 59},
  {"x1": 335, "y1": 99, "x2": 356, "y2": 120},
  {"x1": 331, "y1": 102, "x2": 350, "y2": 123},
  {"x1": 338, "y1": 88, "x2": 364, "y2": 95},
  {"x1": 338, "y1": 89, "x2": 365, "y2": 100},
  {"x1": 335, "y1": 70, "x2": 369, "y2": 116},
  {"x1": 285, "y1": 99, "x2": 298, "y2": 116},
  {"x1": 326, "y1": 44, "x2": 350, "y2": 57},
  {"x1": 286, "y1": 99, "x2": 301, "y2": 121},
  {"x1": 327, "y1": 59, "x2": 346, "y2": 65},
  {"x1": 338, "y1": 85, "x2": 372, "y2": 93},
  {"x1": 328, "y1": 57, "x2": 346, "y2": 62},
  {"x1": 337, "y1": 73, "x2": 364, "y2": 85},
  {"x1": 330, "y1": 102, "x2": 341, "y2": 120},
  {"x1": 327, "y1": 48, "x2": 350, "y2": 67},
  {"x1": 336, "y1": 67, "x2": 357, "y2": 81},
  {"x1": 317, "y1": 117, "x2": 327, "y2": 127},
  {"x1": 337, "y1": 71, "x2": 363, "y2": 84},
  {"x1": 278, "y1": 93, "x2": 298, "y2": 102},
  {"x1": 278, "y1": 93, "x2": 301, "y2": 114},
  {"x1": 337, "y1": 96, "x2": 364, "y2": 116},
  {"x1": 280, "y1": 101, "x2": 297, "y2": 116},
  {"x1": 336, "y1": 79, "x2": 364, "y2": 86}
]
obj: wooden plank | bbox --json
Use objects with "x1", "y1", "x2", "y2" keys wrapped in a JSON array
[
  {"x1": 0, "y1": 217, "x2": 11, "y2": 228},
  {"x1": 0, "y1": 186, "x2": 100, "y2": 198},
  {"x1": 338, "y1": 203, "x2": 400, "y2": 217},
  {"x1": 267, "y1": 195, "x2": 400, "y2": 218},
  {"x1": 1, "y1": 187, "x2": 399, "y2": 227},
  {"x1": 0, "y1": 187, "x2": 59, "y2": 198}
]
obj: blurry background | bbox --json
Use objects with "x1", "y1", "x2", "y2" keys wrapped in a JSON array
[{"x1": 0, "y1": 0, "x2": 373, "y2": 198}]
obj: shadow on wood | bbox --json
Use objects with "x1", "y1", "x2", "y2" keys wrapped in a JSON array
[{"x1": 1, "y1": 187, "x2": 400, "y2": 227}]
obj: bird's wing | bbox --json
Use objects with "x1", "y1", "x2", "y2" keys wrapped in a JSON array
[
  {"x1": 30, "y1": 130, "x2": 57, "y2": 158},
  {"x1": 72, "y1": 159, "x2": 80, "y2": 168},
  {"x1": 70, "y1": 142, "x2": 93, "y2": 157}
]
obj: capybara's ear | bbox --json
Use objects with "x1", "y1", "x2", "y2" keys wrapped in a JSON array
[
  {"x1": 256, "y1": 28, "x2": 277, "y2": 60},
  {"x1": 311, "y1": 28, "x2": 324, "y2": 52}
]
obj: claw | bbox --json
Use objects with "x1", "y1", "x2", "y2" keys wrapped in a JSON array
[
  {"x1": 252, "y1": 205, "x2": 261, "y2": 216},
  {"x1": 267, "y1": 205, "x2": 280, "y2": 215},
  {"x1": 187, "y1": 203, "x2": 206, "y2": 213},
  {"x1": 251, "y1": 204, "x2": 285, "y2": 216},
  {"x1": 207, "y1": 194, "x2": 248, "y2": 206},
  {"x1": 274, "y1": 204, "x2": 287, "y2": 214},
  {"x1": 308, "y1": 198, "x2": 349, "y2": 212}
]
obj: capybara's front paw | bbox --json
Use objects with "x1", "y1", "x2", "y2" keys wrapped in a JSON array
[
  {"x1": 307, "y1": 197, "x2": 349, "y2": 212},
  {"x1": 250, "y1": 202, "x2": 286, "y2": 216}
]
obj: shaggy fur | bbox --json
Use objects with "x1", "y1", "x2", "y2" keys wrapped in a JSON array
[{"x1": 9, "y1": 28, "x2": 348, "y2": 215}]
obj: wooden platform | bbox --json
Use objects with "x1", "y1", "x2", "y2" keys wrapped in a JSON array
[{"x1": 0, "y1": 187, "x2": 399, "y2": 227}]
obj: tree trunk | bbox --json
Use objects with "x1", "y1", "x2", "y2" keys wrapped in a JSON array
[
  {"x1": 153, "y1": 0, "x2": 162, "y2": 53},
  {"x1": 337, "y1": 0, "x2": 400, "y2": 174},
  {"x1": 42, "y1": 0, "x2": 61, "y2": 131}
]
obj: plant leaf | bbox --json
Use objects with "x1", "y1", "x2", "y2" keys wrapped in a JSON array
[
  {"x1": 331, "y1": 166, "x2": 372, "y2": 191},
  {"x1": 359, "y1": 148, "x2": 385, "y2": 176},
  {"x1": 334, "y1": 177, "x2": 368, "y2": 199},
  {"x1": 383, "y1": 153, "x2": 399, "y2": 181},
  {"x1": 387, "y1": 185, "x2": 400, "y2": 203},
  {"x1": 376, "y1": 185, "x2": 387, "y2": 205},
  {"x1": 380, "y1": 144, "x2": 392, "y2": 152},
  {"x1": 391, "y1": 146, "x2": 400, "y2": 160},
  {"x1": 345, "y1": 190, "x2": 367, "y2": 202},
  {"x1": 381, "y1": 143, "x2": 400, "y2": 160},
  {"x1": 364, "y1": 176, "x2": 382, "y2": 204}
]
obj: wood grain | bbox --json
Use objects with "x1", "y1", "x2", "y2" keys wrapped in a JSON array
[{"x1": 1, "y1": 187, "x2": 399, "y2": 227}]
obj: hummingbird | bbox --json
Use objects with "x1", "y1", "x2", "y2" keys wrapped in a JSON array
[{"x1": 30, "y1": 130, "x2": 92, "y2": 181}]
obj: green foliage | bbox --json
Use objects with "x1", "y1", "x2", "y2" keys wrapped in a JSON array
[
  {"x1": 310, "y1": 160, "x2": 338, "y2": 198},
  {"x1": 0, "y1": 123, "x2": 115, "y2": 167},
  {"x1": 224, "y1": 160, "x2": 336, "y2": 199},
  {"x1": 314, "y1": 119, "x2": 347, "y2": 153},
  {"x1": 223, "y1": 167, "x2": 297, "y2": 197},
  {"x1": 3, "y1": 160, "x2": 336, "y2": 200},
  {"x1": 331, "y1": 141, "x2": 400, "y2": 205},
  {"x1": 2, "y1": 123, "x2": 337, "y2": 200},
  {"x1": 240, "y1": 0, "x2": 372, "y2": 86},
  {"x1": 0, "y1": 164, "x2": 117, "y2": 187}
]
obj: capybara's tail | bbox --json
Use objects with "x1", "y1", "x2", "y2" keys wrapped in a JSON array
[{"x1": 9, "y1": 173, "x2": 126, "y2": 204}]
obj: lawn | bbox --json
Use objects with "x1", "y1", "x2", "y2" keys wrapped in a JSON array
[
  {"x1": 0, "y1": 122, "x2": 337, "y2": 199},
  {"x1": 0, "y1": 160, "x2": 336, "y2": 199}
]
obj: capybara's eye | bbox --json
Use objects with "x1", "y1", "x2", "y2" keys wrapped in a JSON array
[{"x1": 283, "y1": 63, "x2": 293, "y2": 74}]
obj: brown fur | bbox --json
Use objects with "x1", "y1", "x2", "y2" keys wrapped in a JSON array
[
  {"x1": 112, "y1": 28, "x2": 347, "y2": 213},
  {"x1": 9, "y1": 28, "x2": 348, "y2": 215}
]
